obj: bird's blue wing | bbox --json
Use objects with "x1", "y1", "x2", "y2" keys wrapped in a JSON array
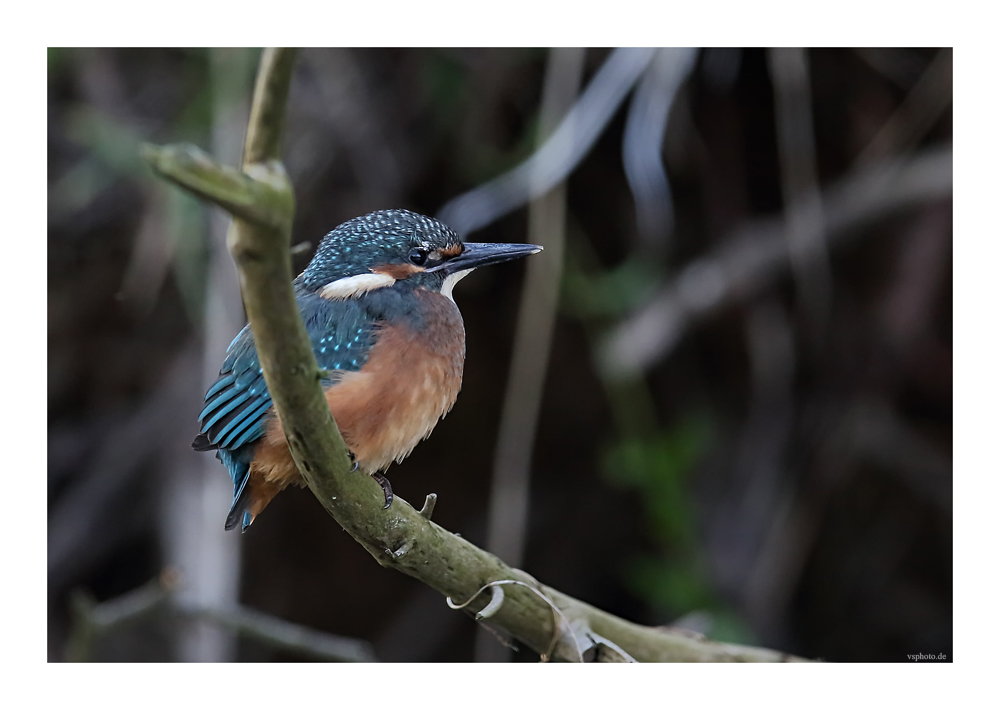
[
  {"x1": 194, "y1": 291, "x2": 380, "y2": 453},
  {"x1": 192, "y1": 323, "x2": 270, "y2": 453},
  {"x1": 193, "y1": 285, "x2": 380, "y2": 528}
]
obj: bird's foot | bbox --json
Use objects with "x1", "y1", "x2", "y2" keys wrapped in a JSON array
[
  {"x1": 348, "y1": 450, "x2": 359, "y2": 472},
  {"x1": 371, "y1": 472, "x2": 393, "y2": 509}
]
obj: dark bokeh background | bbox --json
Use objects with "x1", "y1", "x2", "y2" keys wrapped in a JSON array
[{"x1": 47, "y1": 47, "x2": 952, "y2": 662}]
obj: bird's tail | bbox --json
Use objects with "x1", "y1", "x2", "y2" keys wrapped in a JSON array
[
  {"x1": 191, "y1": 432, "x2": 217, "y2": 452},
  {"x1": 217, "y1": 450, "x2": 285, "y2": 532},
  {"x1": 219, "y1": 449, "x2": 254, "y2": 532},
  {"x1": 225, "y1": 473, "x2": 253, "y2": 532}
]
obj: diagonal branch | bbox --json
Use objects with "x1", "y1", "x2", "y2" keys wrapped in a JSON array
[{"x1": 142, "y1": 46, "x2": 810, "y2": 663}]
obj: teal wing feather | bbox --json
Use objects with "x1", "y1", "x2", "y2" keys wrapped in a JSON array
[{"x1": 193, "y1": 285, "x2": 379, "y2": 530}]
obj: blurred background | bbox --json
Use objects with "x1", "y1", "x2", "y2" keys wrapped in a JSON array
[{"x1": 47, "y1": 47, "x2": 952, "y2": 662}]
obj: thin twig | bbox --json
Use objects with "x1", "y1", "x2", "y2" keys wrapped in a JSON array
[
  {"x1": 418, "y1": 493, "x2": 437, "y2": 519},
  {"x1": 768, "y1": 47, "x2": 832, "y2": 332},
  {"x1": 244, "y1": 48, "x2": 298, "y2": 166},
  {"x1": 66, "y1": 571, "x2": 376, "y2": 662},
  {"x1": 476, "y1": 47, "x2": 584, "y2": 663},
  {"x1": 622, "y1": 48, "x2": 697, "y2": 254},
  {"x1": 483, "y1": 45, "x2": 584, "y2": 585},
  {"x1": 178, "y1": 600, "x2": 375, "y2": 662}
]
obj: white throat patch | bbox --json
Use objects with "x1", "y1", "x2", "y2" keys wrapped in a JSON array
[
  {"x1": 441, "y1": 269, "x2": 473, "y2": 303},
  {"x1": 319, "y1": 272, "x2": 396, "y2": 300}
]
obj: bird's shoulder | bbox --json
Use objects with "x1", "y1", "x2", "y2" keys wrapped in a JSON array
[
  {"x1": 193, "y1": 284, "x2": 383, "y2": 453},
  {"x1": 297, "y1": 284, "x2": 382, "y2": 374}
]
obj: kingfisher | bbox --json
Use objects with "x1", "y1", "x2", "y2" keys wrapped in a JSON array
[{"x1": 193, "y1": 209, "x2": 541, "y2": 532}]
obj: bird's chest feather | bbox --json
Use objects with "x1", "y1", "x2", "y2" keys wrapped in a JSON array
[{"x1": 255, "y1": 290, "x2": 466, "y2": 481}]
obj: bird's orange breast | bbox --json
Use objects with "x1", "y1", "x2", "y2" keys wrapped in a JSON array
[{"x1": 247, "y1": 290, "x2": 466, "y2": 515}]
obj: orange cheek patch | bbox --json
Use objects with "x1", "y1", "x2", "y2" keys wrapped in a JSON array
[
  {"x1": 372, "y1": 263, "x2": 425, "y2": 280},
  {"x1": 438, "y1": 243, "x2": 464, "y2": 257}
]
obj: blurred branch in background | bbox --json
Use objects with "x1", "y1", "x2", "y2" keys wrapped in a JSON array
[
  {"x1": 117, "y1": 190, "x2": 172, "y2": 319},
  {"x1": 291, "y1": 50, "x2": 408, "y2": 204},
  {"x1": 622, "y1": 48, "x2": 697, "y2": 257},
  {"x1": 879, "y1": 202, "x2": 952, "y2": 362},
  {"x1": 48, "y1": 346, "x2": 201, "y2": 593},
  {"x1": 737, "y1": 387, "x2": 950, "y2": 641},
  {"x1": 856, "y1": 48, "x2": 952, "y2": 166},
  {"x1": 718, "y1": 300, "x2": 798, "y2": 641},
  {"x1": 437, "y1": 47, "x2": 656, "y2": 237},
  {"x1": 600, "y1": 145, "x2": 953, "y2": 378},
  {"x1": 160, "y1": 47, "x2": 255, "y2": 663},
  {"x1": 768, "y1": 47, "x2": 831, "y2": 335},
  {"x1": 476, "y1": 46, "x2": 585, "y2": 663},
  {"x1": 67, "y1": 570, "x2": 376, "y2": 662},
  {"x1": 853, "y1": 48, "x2": 930, "y2": 91},
  {"x1": 708, "y1": 298, "x2": 796, "y2": 602}
]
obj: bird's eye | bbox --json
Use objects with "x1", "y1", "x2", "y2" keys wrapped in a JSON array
[{"x1": 408, "y1": 248, "x2": 429, "y2": 266}]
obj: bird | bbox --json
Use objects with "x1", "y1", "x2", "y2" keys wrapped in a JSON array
[{"x1": 192, "y1": 209, "x2": 542, "y2": 532}]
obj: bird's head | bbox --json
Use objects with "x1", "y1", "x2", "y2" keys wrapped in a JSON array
[{"x1": 301, "y1": 209, "x2": 541, "y2": 302}]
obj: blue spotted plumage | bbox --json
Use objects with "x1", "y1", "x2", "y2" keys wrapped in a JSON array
[
  {"x1": 193, "y1": 209, "x2": 541, "y2": 532},
  {"x1": 194, "y1": 284, "x2": 379, "y2": 529}
]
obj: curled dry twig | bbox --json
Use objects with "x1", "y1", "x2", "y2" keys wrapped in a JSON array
[{"x1": 447, "y1": 580, "x2": 585, "y2": 662}]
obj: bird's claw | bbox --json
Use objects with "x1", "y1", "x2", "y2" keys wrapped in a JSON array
[
  {"x1": 371, "y1": 472, "x2": 393, "y2": 509},
  {"x1": 349, "y1": 451, "x2": 388, "y2": 506}
]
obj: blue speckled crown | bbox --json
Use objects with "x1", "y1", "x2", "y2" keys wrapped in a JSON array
[{"x1": 302, "y1": 209, "x2": 462, "y2": 290}]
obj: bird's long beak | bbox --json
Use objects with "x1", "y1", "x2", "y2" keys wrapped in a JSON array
[{"x1": 427, "y1": 242, "x2": 543, "y2": 275}]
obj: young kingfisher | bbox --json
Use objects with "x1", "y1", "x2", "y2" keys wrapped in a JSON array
[{"x1": 193, "y1": 209, "x2": 541, "y2": 532}]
